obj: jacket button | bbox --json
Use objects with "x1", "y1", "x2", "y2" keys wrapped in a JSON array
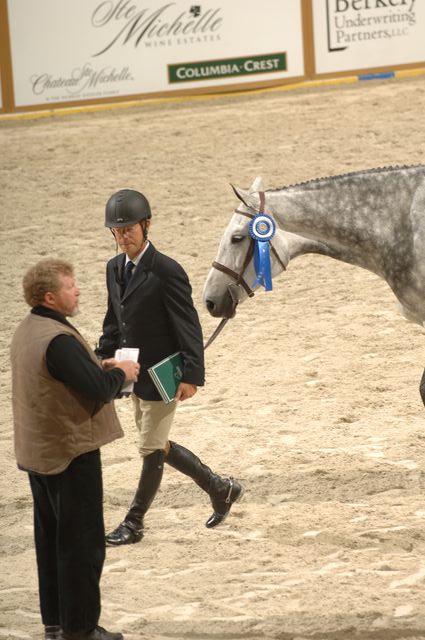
[
  {"x1": 122, "y1": 339, "x2": 127, "y2": 344},
  {"x1": 122, "y1": 322, "x2": 126, "y2": 327}
]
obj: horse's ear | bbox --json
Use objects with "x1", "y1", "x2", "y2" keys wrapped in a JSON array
[
  {"x1": 231, "y1": 184, "x2": 251, "y2": 207},
  {"x1": 230, "y1": 184, "x2": 260, "y2": 209},
  {"x1": 249, "y1": 176, "x2": 264, "y2": 193}
]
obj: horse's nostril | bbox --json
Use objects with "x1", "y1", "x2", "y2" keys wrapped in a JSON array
[{"x1": 206, "y1": 299, "x2": 215, "y2": 312}]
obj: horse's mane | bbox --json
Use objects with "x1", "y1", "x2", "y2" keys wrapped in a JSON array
[{"x1": 268, "y1": 164, "x2": 425, "y2": 192}]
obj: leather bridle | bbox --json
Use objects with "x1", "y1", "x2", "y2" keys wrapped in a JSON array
[
  {"x1": 204, "y1": 191, "x2": 286, "y2": 349},
  {"x1": 212, "y1": 208, "x2": 256, "y2": 299}
]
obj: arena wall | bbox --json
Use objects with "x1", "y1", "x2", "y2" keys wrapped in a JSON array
[{"x1": 0, "y1": 0, "x2": 423, "y2": 115}]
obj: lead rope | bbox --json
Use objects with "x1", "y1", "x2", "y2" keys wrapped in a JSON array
[{"x1": 204, "y1": 317, "x2": 229, "y2": 350}]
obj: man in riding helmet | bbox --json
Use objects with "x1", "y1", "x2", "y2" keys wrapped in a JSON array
[{"x1": 96, "y1": 188, "x2": 244, "y2": 546}]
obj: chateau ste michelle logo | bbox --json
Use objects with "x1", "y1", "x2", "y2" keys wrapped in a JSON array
[{"x1": 91, "y1": 2, "x2": 223, "y2": 55}]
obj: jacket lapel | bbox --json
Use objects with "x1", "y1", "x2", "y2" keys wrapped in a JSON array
[
  {"x1": 121, "y1": 243, "x2": 155, "y2": 301},
  {"x1": 109, "y1": 255, "x2": 125, "y2": 316}
]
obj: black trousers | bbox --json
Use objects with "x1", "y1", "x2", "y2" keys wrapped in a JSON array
[{"x1": 28, "y1": 449, "x2": 105, "y2": 633}]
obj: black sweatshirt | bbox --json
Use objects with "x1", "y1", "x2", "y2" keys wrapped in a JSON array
[{"x1": 31, "y1": 306, "x2": 125, "y2": 403}]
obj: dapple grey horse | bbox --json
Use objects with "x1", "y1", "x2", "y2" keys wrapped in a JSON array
[{"x1": 203, "y1": 165, "x2": 425, "y2": 330}]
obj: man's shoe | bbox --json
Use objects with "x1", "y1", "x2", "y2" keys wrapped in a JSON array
[
  {"x1": 165, "y1": 443, "x2": 244, "y2": 529},
  {"x1": 105, "y1": 522, "x2": 143, "y2": 546},
  {"x1": 45, "y1": 625, "x2": 61, "y2": 640},
  {"x1": 62, "y1": 627, "x2": 124, "y2": 640},
  {"x1": 206, "y1": 478, "x2": 244, "y2": 528},
  {"x1": 62, "y1": 625, "x2": 123, "y2": 640}
]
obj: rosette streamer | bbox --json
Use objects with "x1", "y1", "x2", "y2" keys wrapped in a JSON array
[{"x1": 249, "y1": 213, "x2": 276, "y2": 291}]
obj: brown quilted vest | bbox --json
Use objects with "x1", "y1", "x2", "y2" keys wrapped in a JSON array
[{"x1": 10, "y1": 314, "x2": 123, "y2": 474}]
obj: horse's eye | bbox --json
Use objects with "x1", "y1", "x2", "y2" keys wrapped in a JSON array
[{"x1": 231, "y1": 234, "x2": 245, "y2": 244}]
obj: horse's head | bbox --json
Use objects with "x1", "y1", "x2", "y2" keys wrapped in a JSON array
[{"x1": 203, "y1": 177, "x2": 289, "y2": 318}]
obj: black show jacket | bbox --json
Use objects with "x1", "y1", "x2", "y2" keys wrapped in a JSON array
[{"x1": 96, "y1": 243, "x2": 205, "y2": 401}]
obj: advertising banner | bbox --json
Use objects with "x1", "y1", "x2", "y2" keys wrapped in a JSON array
[
  {"x1": 7, "y1": 0, "x2": 305, "y2": 108},
  {"x1": 313, "y1": 0, "x2": 425, "y2": 75}
]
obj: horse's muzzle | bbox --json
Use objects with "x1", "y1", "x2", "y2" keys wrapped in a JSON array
[
  {"x1": 205, "y1": 283, "x2": 244, "y2": 319},
  {"x1": 205, "y1": 296, "x2": 236, "y2": 319}
]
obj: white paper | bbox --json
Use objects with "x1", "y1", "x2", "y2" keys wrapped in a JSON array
[{"x1": 114, "y1": 347, "x2": 140, "y2": 395}]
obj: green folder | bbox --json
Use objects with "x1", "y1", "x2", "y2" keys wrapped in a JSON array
[{"x1": 147, "y1": 351, "x2": 184, "y2": 403}]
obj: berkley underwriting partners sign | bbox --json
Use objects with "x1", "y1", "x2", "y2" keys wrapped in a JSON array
[
  {"x1": 313, "y1": 0, "x2": 425, "y2": 74},
  {"x1": 6, "y1": 0, "x2": 304, "y2": 108},
  {"x1": 169, "y1": 53, "x2": 287, "y2": 83}
]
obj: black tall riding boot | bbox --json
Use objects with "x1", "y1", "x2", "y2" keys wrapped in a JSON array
[
  {"x1": 166, "y1": 441, "x2": 244, "y2": 528},
  {"x1": 105, "y1": 450, "x2": 165, "y2": 546}
]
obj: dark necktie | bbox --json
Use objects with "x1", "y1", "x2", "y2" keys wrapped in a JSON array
[{"x1": 123, "y1": 260, "x2": 134, "y2": 291}]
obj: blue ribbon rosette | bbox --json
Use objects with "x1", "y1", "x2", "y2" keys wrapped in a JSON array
[{"x1": 249, "y1": 213, "x2": 276, "y2": 291}]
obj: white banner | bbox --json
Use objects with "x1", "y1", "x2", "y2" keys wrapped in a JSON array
[
  {"x1": 7, "y1": 0, "x2": 305, "y2": 108},
  {"x1": 313, "y1": 0, "x2": 425, "y2": 74}
]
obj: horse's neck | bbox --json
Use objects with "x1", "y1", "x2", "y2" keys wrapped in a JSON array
[{"x1": 266, "y1": 171, "x2": 419, "y2": 277}]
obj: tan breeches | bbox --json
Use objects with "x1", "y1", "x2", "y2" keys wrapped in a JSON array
[{"x1": 131, "y1": 395, "x2": 177, "y2": 457}]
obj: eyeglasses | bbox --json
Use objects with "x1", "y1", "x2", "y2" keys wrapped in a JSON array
[{"x1": 112, "y1": 224, "x2": 139, "y2": 235}]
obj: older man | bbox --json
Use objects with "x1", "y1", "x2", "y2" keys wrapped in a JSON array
[{"x1": 10, "y1": 259, "x2": 139, "y2": 640}]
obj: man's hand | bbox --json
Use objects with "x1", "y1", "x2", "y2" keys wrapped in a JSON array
[
  {"x1": 115, "y1": 360, "x2": 140, "y2": 383},
  {"x1": 101, "y1": 358, "x2": 117, "y2": 371},
  {"x1": 175, "y1": 382, "x2": 197, "y2": 402}
]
